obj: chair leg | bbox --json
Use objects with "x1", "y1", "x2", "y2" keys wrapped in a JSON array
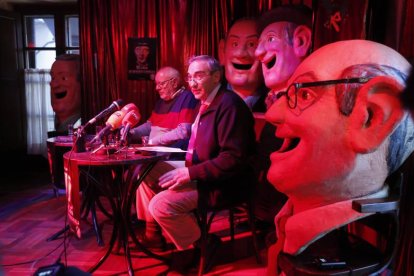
[
  {"x1": 248, "y1": 202, "x2": 262, "y2": 264},
  {"x1": 52, "y1": 185, "x2": 59, "y2": 198},
  {"x1": 229, "y1": 208, "x2": 235, "y2": 243},
  {"x1": 198, "y1": 209, "x2": 208, "y2": 276},
  {"x1": 90, "y1": 202, "x2": 104, "y2": 247}
]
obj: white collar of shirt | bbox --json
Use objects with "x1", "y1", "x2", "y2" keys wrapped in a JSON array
[
  {"x1": 170, "y1": 86, "x2": 185, "y2": 100},
  {"x1": 275, "y1": 185, "x2": 389, "y2": 255}
]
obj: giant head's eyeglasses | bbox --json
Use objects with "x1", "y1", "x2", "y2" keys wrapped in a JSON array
[{"x1": 272, "y1": 77, "x2": 371, "y2": 110}]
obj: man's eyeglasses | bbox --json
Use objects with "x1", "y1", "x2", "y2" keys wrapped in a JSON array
[
  {"x1": 273, "y1": 77, "x2": 371, "y2": 110},
  {"x1": 185, "y1": 71, "x2": 211, "y2": 83},
  {"x1": 155, "y1": 78, "x2": 174, "y2": 88}
]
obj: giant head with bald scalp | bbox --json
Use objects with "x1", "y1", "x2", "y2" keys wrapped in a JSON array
[{"x1": 265, "y1": 40, "x2": 414, "y2": 270}]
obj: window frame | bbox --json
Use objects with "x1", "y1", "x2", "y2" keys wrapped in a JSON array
[{"x1": 14, "y1": 3, "x2": 79, "y2": 69}]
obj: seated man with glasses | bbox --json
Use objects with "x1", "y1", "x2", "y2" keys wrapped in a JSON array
[
  {"x1": 135, "y1": 55, "x2": 256, "y2": 272},
  {"x1": 126, "y1": 66, "x2": 198, "y2": 147},
  {"x1": 265, "y1": 40, "x2": 414, "y2": 275},
  {"x1": 127, "y1": 66, "x2": 198, "y2": 251}
]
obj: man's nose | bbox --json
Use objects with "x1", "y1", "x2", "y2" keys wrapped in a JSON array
[{"x1": 188, "y1": 79, "x2": 198, "y2": 88}]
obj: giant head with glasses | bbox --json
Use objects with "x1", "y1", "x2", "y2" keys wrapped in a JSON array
[{"x1": 266, "y1": 40, "x2": 414, "y2": 230}]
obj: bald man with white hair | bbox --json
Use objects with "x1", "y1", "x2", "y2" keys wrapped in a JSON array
[
  {"x1": 126, "y1": 66, "x2": 199, "y2": 250},
  {"x1": 128, "y1": 66, "x2": 199, "y2": 146},
  {"x1": 265, "y1": 40, "x2": 413, "y2": 275}
]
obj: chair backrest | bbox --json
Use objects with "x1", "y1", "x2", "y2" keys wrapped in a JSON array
[
  {"x1": 278, "y1": 198, "x2": 399, "y2": 275},
  {"x1": 253, "y1": 112, "x2": 266, "y2": 142},
  {"x1": 277, "y1": 155, "x2": 411, "y2": 276},
  {"x1": 393, "y1": 151, "x2": 414, "y2": 275}
]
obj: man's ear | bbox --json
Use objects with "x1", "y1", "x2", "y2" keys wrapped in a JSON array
[
  {"x1": 172, "y1": 78, "x2": 179, "y2": 89},
  {"x1": 218, "y1": 39, "x2": 225, "y2": 65},
  {"x1": 212, "y1": 70, "x2": 222, "y2": 83},
  {"x1": 293, "y1": 25, "x2": 312, "y2": 58},
  {"x1": 348, "y1": 76, "x2": 404, "y2": 153}
]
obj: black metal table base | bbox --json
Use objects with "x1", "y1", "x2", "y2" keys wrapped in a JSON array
[{"x1": 87, "y1": 160, "x2": 169, "y2": 276}]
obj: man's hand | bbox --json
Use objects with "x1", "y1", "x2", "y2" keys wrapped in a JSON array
[{"x1": 159, "y1": 167, "x2": 191, "y2": 190}]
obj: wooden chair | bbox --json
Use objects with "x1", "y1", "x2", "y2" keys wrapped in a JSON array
[
  {"x1": 193, "y1": 113, "x2": 271, "y2": 275},
  {"x1": 195, "y1": 171, "x2": 262, "y2": 275}
]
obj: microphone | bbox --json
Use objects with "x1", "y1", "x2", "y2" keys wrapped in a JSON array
[
  {"x1": 120, "y1": 110, "x2": 141, "y2": 145},
  {"x1": 89, "y1": 102, "x2": 139, "y2": 144},
  {"x1": 85, "y1": 99, "x2": 124, "y2": 127},
  {"x1": 120, "y1": 103, "x2": 139, "y2": 114},
  {"x1": 91, "y1": 109, "x2": 126, "y2": 143}
]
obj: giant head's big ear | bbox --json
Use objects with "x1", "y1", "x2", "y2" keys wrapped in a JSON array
[
  {"x1": 218, "y1": 39, "x2": 226, "y2": 65},
  {"x1": 348, "y1": 76, "x2": 404, "y2": 153},
  {"x1": 293, "y1": 25, "x2": 312, "y2": 59}
]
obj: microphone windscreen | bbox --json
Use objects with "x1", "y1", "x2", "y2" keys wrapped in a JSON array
[
  {"x1": 122, "y1": 110, "x2": 141, "y2": 127},
  {"x1": 121, "y1": 103, "x2": 139, "y2": 113},
  {"x1": 106, "y1": 110, "x2": 126, "y2": 129},
  {"x1": 114, "y1": 99, "x2": 124, "y2": 109}
]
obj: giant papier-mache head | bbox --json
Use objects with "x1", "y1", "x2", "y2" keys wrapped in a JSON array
[
  {"x1": 219, "y1": 18, "x2": 263, "y2": 97},
  {"x1": 255, "y1": 4, "x2": 313, "y2": 93},
  {"x1": 50, "y1": 54, "x2": 81, "y2": 131},
  {"x1": 265, "y1": 40, "x2": 414, "y2": 213}
]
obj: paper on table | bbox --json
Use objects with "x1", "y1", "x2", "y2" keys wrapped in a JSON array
[{"x1": 134, "y1": 146, "x2": 187, "y2": 153}]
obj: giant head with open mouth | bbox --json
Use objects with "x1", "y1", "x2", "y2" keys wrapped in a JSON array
[
  {"x1": 266, "y1": 40, "x2": 414, "y2": 215},
  {"x1": 219, "y1": 18, "x2": 262, "y2": 98},
  {"x1": 255, "y1": 5, "x2": 313, "y2": 93},
  {"x1": 50, "y1": 54, "x2": 81, "y2": 132}
]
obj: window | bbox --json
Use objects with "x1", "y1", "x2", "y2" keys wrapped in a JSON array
[
  {"x1": 16, "y1": 4, "x2": 79, "y2": 155},
  {"x1": 24, "y1": 14, "x2": 79, "y2": 69}
]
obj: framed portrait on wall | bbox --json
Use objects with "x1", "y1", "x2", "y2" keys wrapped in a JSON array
[{"x1": 128, "y1": 37, "x2": 157, "y2": 80}]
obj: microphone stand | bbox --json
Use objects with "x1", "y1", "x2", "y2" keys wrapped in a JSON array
[{"x1": 73, "y1": 125, "x2": 87, "y2": 153}]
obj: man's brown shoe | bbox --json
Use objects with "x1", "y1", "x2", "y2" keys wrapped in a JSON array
[{"x1": 138, "y1": 235, "x2": 166, "y2": 252}]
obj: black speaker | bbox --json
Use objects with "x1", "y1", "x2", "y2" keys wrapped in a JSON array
[
  {"x1": 33, "y1": 263, "x2": 64, "y2": 276},
  {"x1": 33, "y1": 263, "x2": 91, "y2": 276}
]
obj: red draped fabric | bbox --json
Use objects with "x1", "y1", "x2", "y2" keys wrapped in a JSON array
[
  {"x1": 79, "y1": 0, "x2": 413, "y2": 126},
  {"x1": 79, "y1": 0, "x2": 310, "y2": 124},
  {"x1": 312, "y1": 0, "x2": 369, "y2": 50},
  {"x1": 398, "y1": 0, "x2": 414, "y2": 62}
]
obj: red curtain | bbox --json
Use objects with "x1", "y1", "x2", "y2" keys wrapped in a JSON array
[
  {"x1": 79, "y1": 0, "x2": 413, "y2": 126},
  {"x1": 78, "y1": 0, "x2": 301, "y2": 124},
  {"x1": 398, "y1": 0, "x2": 414, "y2": 62},
  {"x1": 312, "y1": 0, "x2": 369, "y2": 50}
]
